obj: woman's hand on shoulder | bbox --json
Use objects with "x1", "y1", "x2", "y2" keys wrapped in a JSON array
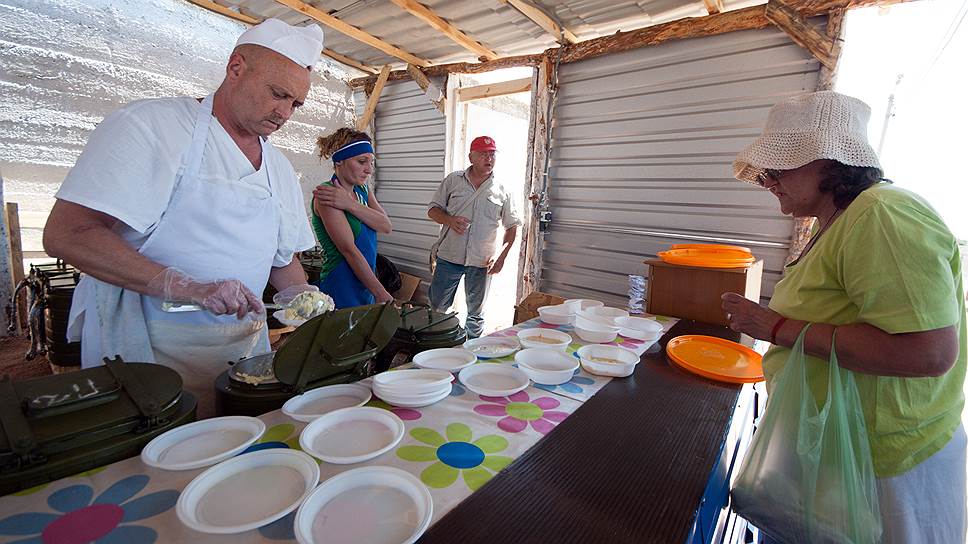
[
  {"x1": 314, "y1": 184, "x2": 356, "y2": 211},
  {"x1": 721, "y1": 292, "x2": 782, "y2": 341}
]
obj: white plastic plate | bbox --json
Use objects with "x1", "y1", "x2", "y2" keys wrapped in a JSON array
[
  {"x1": 299, "y1": 407, "x2": 405, "y2": 464},
  {"x1": 412, "y1": 348, "x2": 478, "y2": 372},
  {"x1": 372, "y1": 369, "x2": 454, "y2": 395},
  {"x1": 462, "y1": 337, "x2": 520, "y2": 359},
  {"x1": 282, "y1": 384, "x2": 372, "y2": 423},
  {"x1": 458, "y1": 364, "x2": 530, "y2": 397},
  {"x1": 141, "y1": 416, "x2": 265, "y2": 471},
  {"x1": 176, "y1": 449, "x2": 319, "y2": 534},
  {"x1": 376, "y1": 384, "x2": 452, "y2": 408},
  {"x1": 294, "y1": 466, "x2": 433, "y2": 544}
]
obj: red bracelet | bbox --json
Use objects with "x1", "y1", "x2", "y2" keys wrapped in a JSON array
[{"x1": 770, "y1": 317, "x2": 788, "y2": 344}]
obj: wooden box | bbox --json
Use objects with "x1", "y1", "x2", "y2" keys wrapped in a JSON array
[
  {"x1": 645, "y1": 259, "x2": 763, "y2": 326},
  {"x1": 513, "y1": 291, "x2": 565, "y2": 324}
]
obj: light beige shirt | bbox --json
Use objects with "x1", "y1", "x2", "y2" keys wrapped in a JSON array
[{"x1": 429, "y1": 169, "x2": 522, "y2": 268}]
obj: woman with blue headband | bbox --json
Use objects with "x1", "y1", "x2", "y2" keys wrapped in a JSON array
[{"x1": 312, "y1": 128, "x2": 393, "y2": 308}]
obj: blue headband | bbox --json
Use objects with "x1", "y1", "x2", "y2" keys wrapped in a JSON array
[{"x1": 332, "y1": 140, "x2": 373, "y2": 163}]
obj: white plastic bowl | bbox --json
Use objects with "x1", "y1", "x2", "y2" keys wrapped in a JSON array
[
  {"x1": 515, "y1": 348, "x2": 579, "y2": 385},
  {"x1": 299, "y1": 407, "x2": 405, "y2": 464},
  {"x1": 576, "y1": 345, "x2": 640, "y2": 378},
  {"x1": 517, "y1": 328, "x2": 572, "y2": 351},
  {"x1": 564, "y1": 298, "x2": 604, "y2": 311},
  {"x1": 614, "y1": 316, "x2": 664, "y2": 341},
  {"x1": 536, "y1": 304, "x2": 574, "y2": 325},
  {"x1": 574, "y1": 321, "x2": 619, "y2": 343},
  {"x1": 575, "y1": 312, "x2": 619, "y2": 330},
  {"x1": 585, "y1": 306, "x2": 630, "y2": 322}
]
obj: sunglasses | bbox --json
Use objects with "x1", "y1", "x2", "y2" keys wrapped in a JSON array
[{"x1": 756, "y1": 169, "x2": 786, "y2": 186}]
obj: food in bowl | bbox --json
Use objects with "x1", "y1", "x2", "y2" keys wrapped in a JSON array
[
  {"x1": 284, "y1": 291, "x2": 335, "y2": 321},
  {"x1": 517, "y1": 329, "x2": 572, "y2": 351},
  {"x1": 576, "y1": 345, "x2": 639, "y2": 378}
]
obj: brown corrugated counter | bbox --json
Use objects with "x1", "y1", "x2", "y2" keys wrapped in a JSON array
[{"x1": 419, "y1": 319, "x2": 759, "y2": 544}]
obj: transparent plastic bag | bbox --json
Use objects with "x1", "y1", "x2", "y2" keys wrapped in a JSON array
[{"x1": 731, "y1": 326, "x2": 882, "y2": 543}]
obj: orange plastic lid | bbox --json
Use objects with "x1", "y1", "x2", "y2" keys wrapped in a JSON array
[
  {"x1": 670, "y1": 243, "x2": 752, "y2": 254},
  {"x1": 665, "y1": 335, "x2": 764, "y2": 383},
  {"x1": 657, "y1": 248, "x2": 755, "y2": 269}
]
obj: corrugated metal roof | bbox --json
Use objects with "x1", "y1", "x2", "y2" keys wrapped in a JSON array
[{"x1": 200, "y1": 0, "x2": 766, "y2": 75}]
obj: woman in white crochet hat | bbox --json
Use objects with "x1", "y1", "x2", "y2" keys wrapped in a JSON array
[{"x1": 722, "y1": 91, "x2": 966, "y2": 543}]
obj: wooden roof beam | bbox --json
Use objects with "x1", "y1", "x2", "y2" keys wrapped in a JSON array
[
  {"x1": 703, "y1": 0, "x2": 724, "y2": 15},
  {"x1": 185, "y1": 0, "x2": 259, "y2": 24},
  {"x1": 499, "y1": 0, "x2": 578, "y2": 45},
  {"x1": 349, "y1": 0, "x2": 913, "y2": 88},
  {"x1": 273, "y1": 0, "x2": 432, "y2": 67},
  {"x1": 183, "y1": 0, "x2": 380, "y2": 74},
  {"x1": 406, "y1": 64, "x2": 446, "y2": 112},
  {"x1": 765, "y1": 0, "x2": 837, "y2": 69},
  {"x1": 457, "y1": 77, "x2": 532, "y2": 102},
  {"x1": 323, "y1": 48, "x2": 379, "y2": 74},
  {"x1": 389, "y1": 0, "x2": 498, "y2": 61}
]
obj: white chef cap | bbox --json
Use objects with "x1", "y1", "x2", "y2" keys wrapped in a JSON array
[{"x1": 235, "y1": 18, "x2": 324, "y2": 70}]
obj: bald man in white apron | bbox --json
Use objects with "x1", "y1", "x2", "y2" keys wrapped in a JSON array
[{"x1": 43, "y1": 19, "x2": 325, "y2": 418}]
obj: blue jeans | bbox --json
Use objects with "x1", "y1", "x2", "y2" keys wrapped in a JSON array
[{"x1": 429, "y1": 258, "x2": 491, "y2": 339}]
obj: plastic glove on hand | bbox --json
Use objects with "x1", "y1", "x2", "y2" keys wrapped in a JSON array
[{"x1": 148, "y1": 267, "x2": 265, "y2": 319}]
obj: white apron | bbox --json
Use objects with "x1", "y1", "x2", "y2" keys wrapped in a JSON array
[{"x1": 70, "y1": 94, "x2": 295, "y2": 419}]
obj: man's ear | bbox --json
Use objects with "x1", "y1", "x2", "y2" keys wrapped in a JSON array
[{"x1": 225, "y1": 51, "x2": 246, "y2": 80}]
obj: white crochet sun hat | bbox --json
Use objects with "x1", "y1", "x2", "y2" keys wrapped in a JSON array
[{"x1": 732, "y1": 91, "x2": 882, "y2": 184}]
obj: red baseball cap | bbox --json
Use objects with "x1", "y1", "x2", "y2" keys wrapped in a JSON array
[{"x1": 470, "y1": 136, "x2": 497, "y2": 152}]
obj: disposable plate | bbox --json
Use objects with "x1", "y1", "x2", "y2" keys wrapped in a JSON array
[
  {"x1": 294, "y1": 466, "x2": 433, "y2": 544},
  {"x1": 141, "y1": 416, "x2": 265, "y2": 471},
  {"x1": 273, "y1": 309, "x2": 307, "y2": 328},
  {"x1": 372, "y1": 369, "x2": 454, "y2": 395},
  {"x1": 282, "y1": 384, "x2": 372, "y2": 423},
  {"x1": 462, "y1": 337, "x2": 520, "y2": 359},
  {"x1": 299, "y1": 407, "x2": 405, "y2": 464},
  {"x1": 458, "y1": 364, "x2": 530, "y2": 397},
  {"x1": 376, "y1": 384, "x2": 452, "y2": 408},
  {"x1": 412, "y1": 348, "x2": 478, "y2": 372},
  {"x1": 176, "y1": 449, "x2": 319, "y2": 534}
]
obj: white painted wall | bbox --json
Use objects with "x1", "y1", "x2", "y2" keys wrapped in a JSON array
[{"x1": 0, "y1": 0, "x2": 356, "y2": 258}]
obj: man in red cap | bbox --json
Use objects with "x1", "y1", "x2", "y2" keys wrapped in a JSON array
[{"x1": 427, "y1": 136, "x2": 521, "y2": 338}]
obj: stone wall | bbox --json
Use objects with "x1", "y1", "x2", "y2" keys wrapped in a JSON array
[{"x1": 0, "y1": 0, "x2": 355, "y2": 257}]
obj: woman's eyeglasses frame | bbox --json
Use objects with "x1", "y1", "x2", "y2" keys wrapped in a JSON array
[{"x1": 756, "y1": 168, "x2": 785, "y2": 186}]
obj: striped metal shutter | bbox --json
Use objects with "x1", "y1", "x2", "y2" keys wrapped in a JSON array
[
  {"x1": 367, "y1": 80, "x2": 446, "y2": 286},
  {"x1": 540, "y1": 26, "x2": 822, "y2": 307}
]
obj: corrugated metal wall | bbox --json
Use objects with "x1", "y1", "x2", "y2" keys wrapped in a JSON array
[
  {"x1": 540, "y1": 26, "x2": 821, "y2": 307},
  {"x1": 368, "y1": 80, "x2": 447, "y2": 287}
]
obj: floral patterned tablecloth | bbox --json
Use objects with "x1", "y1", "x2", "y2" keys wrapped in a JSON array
[{"x1": 0, "y1": 315, "x2": 676, "y2": 544}]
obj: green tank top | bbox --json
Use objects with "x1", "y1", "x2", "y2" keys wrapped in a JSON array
[{"x1": 311, "y1": 180, "x2": 368, "y2": 282}]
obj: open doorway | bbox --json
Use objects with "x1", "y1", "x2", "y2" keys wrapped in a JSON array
[{"x1": 442, "y1": 67, "x2": 533, "y2": 335}]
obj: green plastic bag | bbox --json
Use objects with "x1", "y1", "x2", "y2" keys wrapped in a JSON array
[{"x1": 731, "y1": 326, "x2": 882, "y2": 543}]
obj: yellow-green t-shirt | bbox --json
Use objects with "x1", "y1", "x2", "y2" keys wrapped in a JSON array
[{"x1": 764, "y1": 183, "x2": 966, "y2": 478}]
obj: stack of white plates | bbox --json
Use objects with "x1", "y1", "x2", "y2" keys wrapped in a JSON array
[{"x1": 372, "y1": 369, "x2": 453, "y2": 408}]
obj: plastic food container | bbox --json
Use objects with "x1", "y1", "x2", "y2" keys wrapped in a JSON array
[
  {"x1": 515, "y1": 348, "x2": 579, "y2": 385},
  {"x1": 564, "y1": 298, "x2": 604, "y2": 311},
  {"x1": 574, "y1": 320, "x2": 619, "y2": 343},
  {"x1": 517, "y1": 328, "x2": 572, "y2": 351},
  {"x1": 614, "y1": 316, "x2": 664, "y2": 341},
  {"x1": 536, "y1": 304, "x2": 575, "y2": 325},
  {"x1": 576, "y1": 345, "x2": 640, "y2": 378}
]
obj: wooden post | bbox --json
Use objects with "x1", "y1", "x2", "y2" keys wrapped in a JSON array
[
  {"x1": 516, "y1": 55, "x2": 553, "y2": 304},
  {"x1": 765, "y1": 0, "x2": 838, "y2": 70},
  {"x1": 0, "y1": 175, "x2": 13, "y2": 336},
  {"x1": 357, "y1": 64, "x2": 392, "y2": 130},
  {"x1": 5, "y1": 203, "x2": 25, "y2": 332},
  {"x1": 784, "y1": 8, "x2": 847, "y2": 265}
]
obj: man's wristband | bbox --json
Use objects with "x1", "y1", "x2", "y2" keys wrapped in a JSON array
[{"x1": 770, "y1": 317, "x2": 788, "y2": 345}]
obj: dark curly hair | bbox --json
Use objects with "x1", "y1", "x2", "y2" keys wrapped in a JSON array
[{"x1": 819, "y1": 161, "x2": 890, "y2": 209}]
